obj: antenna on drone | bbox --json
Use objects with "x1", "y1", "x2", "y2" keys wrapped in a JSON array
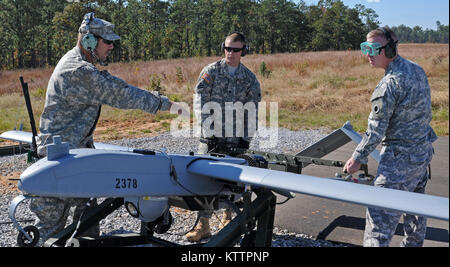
[{"x1": 20, "y1": 76, "x2": 39, "y2": 160}]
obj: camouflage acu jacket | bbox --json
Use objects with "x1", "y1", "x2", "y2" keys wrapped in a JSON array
[
  {"x1": 194, "y1": 58, "x2": 261, "y2": 143},
  {"x1": 38, "y1": 46, "x2": 170, "y2": 154},
  {"x1": 352, "y1": 56, "x2": 437, "y2": 164}
]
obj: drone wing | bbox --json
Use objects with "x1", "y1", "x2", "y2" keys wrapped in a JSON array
[
  {"x1": 187, "y1": 159, "x2": 448, "y2": 221},
  {"x1": 0, "y1": 130, "x2": 132, "y2": 151},
  {"x1": 0, "y1": 130, "x2": 33, "y2": 144}
]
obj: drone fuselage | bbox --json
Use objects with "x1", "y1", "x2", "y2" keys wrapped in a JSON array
[{"x1": 19, "y1": 148, "x2": 246, "y2": 198}]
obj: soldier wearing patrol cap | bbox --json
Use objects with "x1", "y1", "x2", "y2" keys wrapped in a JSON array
[
  {"x1": 30, "y1": 13, "x2": 186, "y2": 246},
  {"x1": 77, "y1": 13, "x2": 121, "y2": 65},
  {"x1": 343, "y1": 26, "x2": 437, "y2": 247},
  {"x1": 187, "y1": 32, "x2": 261, "y2": 242}
]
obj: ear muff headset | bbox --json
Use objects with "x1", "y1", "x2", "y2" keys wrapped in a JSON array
[
  {"x1": 221, "y1": 31, "x2": 249, "y2": 57},
  {"x1": 378, "y1": 27, "x2": 398, "y2": 58},
  {"x1": 81, "y1": 12, "x2": 98, "y2": 52}
]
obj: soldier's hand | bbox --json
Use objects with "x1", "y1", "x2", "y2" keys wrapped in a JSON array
[{"x1": 343, "y1": 158, "x2": 361, "y2": 174}]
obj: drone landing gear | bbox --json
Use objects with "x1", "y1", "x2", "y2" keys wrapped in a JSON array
[
  {"x1": 8, "y1": 195, "x2": 40, "y2": 247},
  {"x1": 17, "y1": 225, "x2": 40, "y2": 247}
]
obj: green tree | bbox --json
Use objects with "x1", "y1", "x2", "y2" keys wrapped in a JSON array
[
  {"x1": 309, "y1": 0, "x2": 365, "y2": 51},
  {"x1": 0, "y1": 0, "x2": 447, "y2": 70},
  {"x1": 355, "y1": 4, "x2": 379, "y2": 33},
  {"x1": 0, "y1": 0, "x2": 43, "y2": 68},
  {"x1": 0, "y1": 11, "x2": 15, "y2": 68},
  {"x1": 52, "y1": 2, "x2": 89, "y2": 61},
  {"x1": 163, "y1": 0, "x2": 193, "y2": 58},
  {"x1": 39, "y1": 0, "x2": 67, "y2": 67},
  {"x1": 192, "y1": 0, "x2": 216, "y2": 56}
]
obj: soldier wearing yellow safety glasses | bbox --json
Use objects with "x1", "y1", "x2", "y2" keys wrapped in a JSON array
[{"x1": 344, "y1": 27, "x2": 437, "y2": 247}]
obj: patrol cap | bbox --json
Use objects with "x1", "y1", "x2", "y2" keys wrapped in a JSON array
[{"x1": 79, "y1": 17, "x2": 120, "y2": 41}]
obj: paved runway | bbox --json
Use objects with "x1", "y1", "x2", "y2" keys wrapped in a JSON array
[{"x1": 273, "y1": 136, "x2": 449, "y2": 247}]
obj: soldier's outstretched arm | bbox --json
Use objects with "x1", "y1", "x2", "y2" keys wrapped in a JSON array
[{"x1": 70, "y1": 66, "x2": 171, "y2": 114}]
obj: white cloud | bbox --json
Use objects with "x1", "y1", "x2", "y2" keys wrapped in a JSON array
[{"x1": 367, "y1": 0, "x2": 381, "y2": 3}]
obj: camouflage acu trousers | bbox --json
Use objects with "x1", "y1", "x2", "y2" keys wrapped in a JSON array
[
  {"x1": 29, "y1": 197, "x2": 99, "y2": 246},
  {"x1": 363, "y1": 144, "x2": 433, "y2": 247},
  {"x1": 196, "y1": 142, "x2": 232, "y2": 219}
]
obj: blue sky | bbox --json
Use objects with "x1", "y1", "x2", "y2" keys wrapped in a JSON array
[{"x1": 296, "y1": 0, "x2": 449, "y2": 30}]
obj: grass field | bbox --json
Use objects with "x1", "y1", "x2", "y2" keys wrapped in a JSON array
[{"x1": 0, "y1": 43, "x2": 448, "y2": 144}]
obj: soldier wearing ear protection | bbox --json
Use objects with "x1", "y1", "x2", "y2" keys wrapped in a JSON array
[
  {"x1": 220, "y1": 31, "x2": 250, "y2": 57},
  {"x1": 194, "y1": 31, "x2": 261, "y2": 149},
  {"x1": 187, "y1": 32, "x2": 261, "y2": 242},
  {"x1": 31, "y1": 13, "x2": 177, "y2": 246},
  {"x1": 78, "y1": 12, "x2": 120, "y2": 66},
  {"x1": 360, "y1": 27, "x2": 398, "y2": 58},
  {"x1": 344, "y1": 27, "x2": 437, "y2": 247}
]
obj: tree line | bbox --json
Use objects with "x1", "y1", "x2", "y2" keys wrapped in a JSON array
[
  {"x1": 0, "y1": 0, "x2": 448, "y2": 70},
  {"x1": 392, "y1": 22, "x2": 449, "y2": 44}
]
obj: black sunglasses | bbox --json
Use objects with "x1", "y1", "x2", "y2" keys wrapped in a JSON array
[
  {"x1": 102, "y1": 39, "x2": 114, "y2": 45},
  {"x1": 224, "y1": 46, "x2": 243, "y2": 53}
]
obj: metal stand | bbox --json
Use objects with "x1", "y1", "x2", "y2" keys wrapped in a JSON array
[
  {"x1": 44, "y1": 198, "x2": 125, "y2": 247},
  {"x1": 40, "y1": 189, "x2": 276, "y2": 247},
  {"x1": 205, "y1": 188, "x2": 276, "y2": 247}
]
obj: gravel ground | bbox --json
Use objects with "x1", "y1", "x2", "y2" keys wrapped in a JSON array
[{"x1": 0, "y1": 128, "x2": 348, "y2": 247}]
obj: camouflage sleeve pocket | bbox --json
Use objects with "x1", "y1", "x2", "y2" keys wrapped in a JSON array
[
  {"x1": 195, "y1": 71, "x2": 212, "y2": 96},
  {"x1": 369, "y1": 88, "x2": 386, "y2": 120}
]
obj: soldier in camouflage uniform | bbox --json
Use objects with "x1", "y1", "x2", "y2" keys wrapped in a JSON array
[
  {"x1": 186, "y1": 32, "x2": 261, "y2": 242},
  {"x1": 343, "y1": 27, "x2": 437, "y2": 247},
  {"x1": 30, "y1": 13, "x2": 181, "y2": 246}
]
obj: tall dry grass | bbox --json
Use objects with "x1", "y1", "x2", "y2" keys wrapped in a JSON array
[{"x1": 0, "y1": 43, "x2": 448, "y2": 136}]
